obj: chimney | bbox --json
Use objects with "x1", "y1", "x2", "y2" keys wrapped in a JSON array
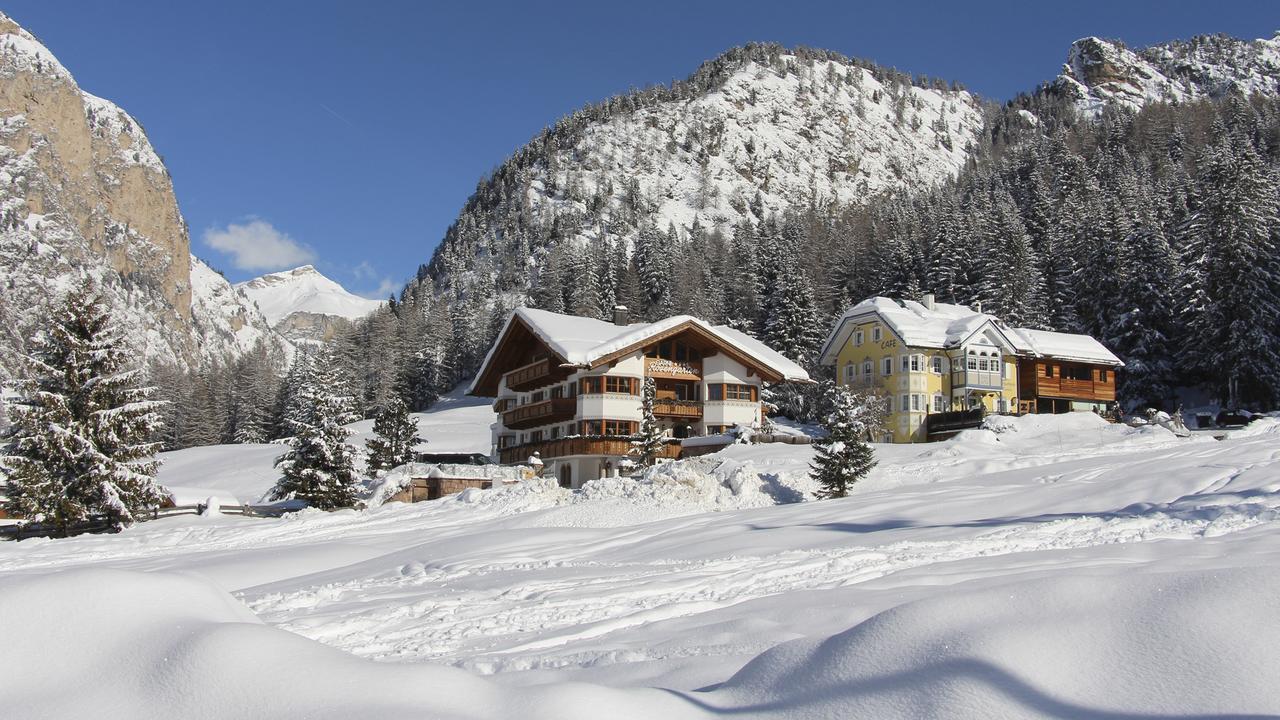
[
  {"x1": 974, "y1": 300, "x2": 983, "y2": 314},
  {"x1": 612, "y1": 305, "x2": 630, "y2": 326},
  {"x1": 922, "y1": 293, "x2": 935, "y2": 311}
]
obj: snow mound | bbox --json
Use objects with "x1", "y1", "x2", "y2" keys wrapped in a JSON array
[
  {"x1": 8, "y1": 566, "x2": 1279, "y2": 718},
  {"x1": 713, "y1": 568, "x2": 1280, "y2": 718},
  {"x1": 0, "y1": 568, "x2": 682, "y2": 719}
]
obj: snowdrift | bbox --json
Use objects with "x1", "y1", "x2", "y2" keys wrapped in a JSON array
[{"x1": 5, "y1": 567, "x2": 1278, "y2": 719}]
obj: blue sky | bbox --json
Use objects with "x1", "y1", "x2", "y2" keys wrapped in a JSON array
[{"x1": 6, "y1": 1, "x2": 1277, "y2": 297}]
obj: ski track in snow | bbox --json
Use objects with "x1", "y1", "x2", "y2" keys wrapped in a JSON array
[
  {"x1": 4, "y1": 416, "x2": 1279, "y2": 685},
  {"x1": 237, "y1": 430, "x2": 1280, "y2": 675}
]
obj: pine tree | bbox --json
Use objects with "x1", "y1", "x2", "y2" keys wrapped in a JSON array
[
  {"x1": 1181, "y1": 138, "x2": 1280, "y2": 407},
  {"x1": 810, "y1": 383, "x2": 879, "y2": 499},
  {"x1": 271, "y1": 349, "x2": 361, "y2": 510},
  {"x1": 1, "y1": 286, "x2": 165, "y2": 532},
  {"x1": 629, "y1": 377, "x2": 665, "y2": 467},
  {"x1": 365, "y1": 395, "x2": 422, "y2": 472}
]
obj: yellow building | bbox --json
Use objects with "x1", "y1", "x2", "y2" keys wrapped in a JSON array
[
  {"x1": 818, "y1": 295, "x2": 1027, "y2": 442},
  {"x1": 820, "y1": 295, "x2": 1124, "y2": 442}
]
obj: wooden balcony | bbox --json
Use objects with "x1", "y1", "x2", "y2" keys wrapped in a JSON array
[
  {"x1": 652, "y1": 399, "x2": 703, "y2": 419},
  {"x1": 504, "y1": 358, "x2": 556, "y2": 392},
  {"x1": 500, "y1": 436, "x2": 681, "y2": 465},
  {"x1": 502, "y1": 397, "x2": 576, "y2": 430}
]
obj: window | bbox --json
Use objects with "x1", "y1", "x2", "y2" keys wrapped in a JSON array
[
  {"x1": 862, "y1": 361, "x2": 873, "y2": 377},
  {"x1": 1099, "y1": 369, "x2": 1108, "y2": 383},
  {"x1": 582, "y1": 377, "x2": 601, "y2": 394},
  {"x1": 912, "y1": 394, "x2": 922, "y2": 412},
  {"x1": 605, "y1": 376, "x2": 636, "y2": 394},
  {"x1": 977, "y1": 358, "x2": 988, "y2": 372},
  {"x1": 550, "y1": 385, "x2": 563, "y2": 399},
  {"x1": 1063, "y1": 366, "x2": 1093, "y2": 381},
  {"x1": 604, "y1": 419, "x2": 636, "y2": 435},
  {"x1": 550, "y1": 426, "x2": 560, "y2": 439},
  {"x1": 872, "y1": 326, "x2": 882, "y2": 342},
  {"x1": 882, "y1": 357, "x2": 893, "y2": 376},
  {"x1": 886, "y1": 396, "x2": 894, "y2": 412},
  {"x1": 967, "y1": 357, "x2": 978, "y2": 371},
  {"x1": 910, "y1": 355, "x2": 922, "y2": 372},
  {"x1": 901, "y1": 394, "x2": 910, "y2": 413},
  {"x1": 530, "y1": 390, "x2": 545, "y2": 402},
  {"x1": 1044, "y1": 364, "x2": 1054, "y2": 378},
  {"x1": 932, "y1": 356, "x2": 943, "y2": 374},
  {"x1": 844, "y1": 363, "x2": 855, "y2": 383},
  {"x1": 854, "y1": 330, "x2": 864, "y2": 346},
  {"x1": 901, "y1": 355, "x2": 910, "y2": 372},
  {"x1": 499, "y1": 435, "x2": 517, "y2": 449},
  {"x1": 708, "y1": 384, "x2": 723, "y2": 401},
  {"x1": 725, "y1": 384, "x2": 755, "y2": 401},
  {"x1": 529, "y1": 430, "x2": 543, "y2": 442},
  {"x1": 933, "y1": 394, "x2": 946, "y2": 412},
  {"x1": 568, "y1": 382, "x2": 578, "y2": 397}
]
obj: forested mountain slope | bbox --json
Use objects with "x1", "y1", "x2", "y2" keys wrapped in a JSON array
[{"x1": 354, "y1": 34, "x2": 1280, "y2": 419}]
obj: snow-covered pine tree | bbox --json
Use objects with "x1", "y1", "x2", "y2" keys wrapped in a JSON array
[
  {"x1": 1181, "y1": 137, "x2": 1280, "y2": 407},
  {"x1": 271, "y1": 348, "x2": 361, "y2": 510},
  {"x1": 1, "y1": 285, "x2": 165, "y2": 532},
  {"x1": 629, "y1": 377, "x2": 666, "y2": 467},
  {"x1": 1108, "y1": 208, "x2": 1183, "y2": 410},
  {"x1": 810, "y1": 383, "x2": 879, "y2": 499},
  {"x1": 365, "y1": 395, "x2": 422, "y2": 472}
]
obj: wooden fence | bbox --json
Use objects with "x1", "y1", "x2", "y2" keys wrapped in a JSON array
[{"x1": 0, "y1": 502, "x2": 288, "y2": 541}]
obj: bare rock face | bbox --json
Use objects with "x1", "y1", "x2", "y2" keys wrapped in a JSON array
[
  {"x1": 0, "y1": 12, "x2": 278, "y2": 374},
  {"x1": 1053, "y1": 34, "x2": 1280, "y2": 114}
]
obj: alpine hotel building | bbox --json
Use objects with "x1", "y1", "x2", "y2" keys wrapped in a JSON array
[{"x1": 469, "y1": 306, "x2": 810, "y2": 487}]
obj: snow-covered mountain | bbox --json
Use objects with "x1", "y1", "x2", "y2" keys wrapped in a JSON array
[
  {"x1": 237, "y1": 265, "x2": 381, "y2": 342},
  {"x1": 0, "y1": 12, "x2": 279, "y2": 374},
  {"x1": 418, "y1": 44, "x2": 986, "y2": 300},
  {"x1": 1052, "y1": 33, "x2": 1280, "y2": 114}
]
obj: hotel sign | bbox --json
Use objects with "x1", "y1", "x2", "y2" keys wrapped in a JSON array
[{"x1": 645, "y1": 357, "x2": 701, "y2": 379}]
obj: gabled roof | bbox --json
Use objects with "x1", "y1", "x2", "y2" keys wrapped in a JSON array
[
  {"x1": 469, "y1": 307, "x2": 811, "y2": 396},
  {"x1": 819, "y1": 297, "x2": 1028, "y2": 363},
  {"x1": 819, "y1": 296, "x2": 1122, "y2": 367},
  {"x1": 1010, "y1": 328, "x2": 1123, "y2": 366}
]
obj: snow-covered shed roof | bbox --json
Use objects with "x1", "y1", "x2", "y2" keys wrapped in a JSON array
[
  {"x1": 469, "y1": 307, "x2": 810, "y2": 396},
  {"x1": 1011, "y1": 328, "x2": 1123, "y2": 366},
  {"x1": 819, "y1": 296, "x2": 1121, "y2": 366}
]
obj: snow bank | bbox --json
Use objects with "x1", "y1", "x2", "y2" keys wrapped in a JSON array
[
  {"x1": 6, "y1": 566, "x2": 1279, "y2": 719},
  {"x1": 0, "y1": 568, "x2": 683, "y2": 720},
  {"x1": 365, "y1": 462, "x2": 527, "y2": 507},
  {"x1": 713, "y1": 568, "x2": 1280, "y2": 718}
]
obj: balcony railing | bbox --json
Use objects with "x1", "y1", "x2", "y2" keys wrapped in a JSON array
[
  {"x1": 652, "y1": 399, "x2": 703, "y2": 418},
  {"x1": 499, "y1": 436, "x2": 682, "y2": 465},
  {"x1": 926, "y1": 408, "x2": 985, "y2": 438},
  {"x1": 504, "y1": 358, "x2": 555, "y2": 392},
  {"x1": 501, "y1": 397, "x2": 576, "y2": 430}
]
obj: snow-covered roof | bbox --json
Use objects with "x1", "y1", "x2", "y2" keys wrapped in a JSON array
[
  {"x1": 820, "y1": 297, "x2": 1028, "y2": 362},
  {"x1": 820, "y1": 296, "x2": 1120, "y2": 366},
  {"x1": 471, "y1": 307, "x2": 810, "y2": 395},
  {"x1": 1011, "y1": 328, "x2": 1124, "y2": 366}
]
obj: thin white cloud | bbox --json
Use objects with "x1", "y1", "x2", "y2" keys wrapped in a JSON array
[
  {"x1": 202, "y1": 219, "x2": 316, "y2": 272},
  {"x1": 352, "y1": 260, "x2": 377, "y2": 281},
  {"x1": 359, "y1": 277, "x2": 399, "y2": 300}
]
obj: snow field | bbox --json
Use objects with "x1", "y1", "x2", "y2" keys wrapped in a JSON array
[{"x1": 3, "y1": 409, "x2": 1280, "y2": 717}]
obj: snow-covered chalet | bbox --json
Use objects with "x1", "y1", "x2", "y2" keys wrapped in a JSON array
[
  {"x1": 819, "y1": 295, "x2": 1124, "y2": 443},
  {"x1": 469, "y1": 306, "x2": 810, "y2": 487}
]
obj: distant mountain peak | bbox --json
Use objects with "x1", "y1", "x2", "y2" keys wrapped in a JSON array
[{"x1": 237, "y1": 266, "x2": 381, "y2": 340}]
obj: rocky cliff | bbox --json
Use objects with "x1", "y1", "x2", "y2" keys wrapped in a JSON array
[
  {"x1": 0, "y1": 11, "x2": 278, "y2": 375},
  {"x1": 1052, "y1": 33, "x2": 1280, "y2": 114}
]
